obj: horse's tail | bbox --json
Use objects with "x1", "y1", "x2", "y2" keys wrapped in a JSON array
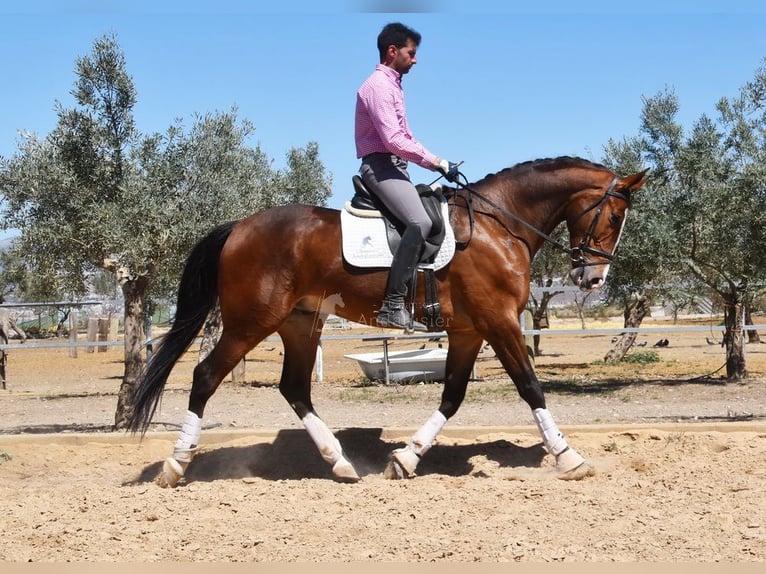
[{"x1": 128, "y1": 220, "x2": 237, "y2": 435}]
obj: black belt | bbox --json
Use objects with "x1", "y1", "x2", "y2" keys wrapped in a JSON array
[{"x1": 362, "y1": 152, "x2": 392, "y2": 160}]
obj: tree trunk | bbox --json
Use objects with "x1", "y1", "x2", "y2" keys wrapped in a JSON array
[
  {"x1": 114, "y1": 275, "x2": 150, "y2": 429},
  {"x1": 604, "y1": 291, "x2": 650, "y2": 363},
  {"x1": 199, "y1": 301, "x2": 222, "y2": 363},
  {"x1": 574, "y1": 291, "x2": 591, "y2": 330},
  {"x1": 722, "y1": 296, "x2": 747, "y2": 380},
  {"x1": 8, "y1": 316, "x2": 26, "y2": 341},
  {"x1": 744, "y1": 304, "x2": 760, "y2": 344},
  {"x1": 198, "y1": 301, "x2": 245, "y2": 380},
  {"x1": 531, "y1": 281, "x2": 562, "y2": 356}
]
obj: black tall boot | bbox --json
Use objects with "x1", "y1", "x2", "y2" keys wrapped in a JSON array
[{"x1": 376, "y1": 226, "x2": 427, "y2": 332}]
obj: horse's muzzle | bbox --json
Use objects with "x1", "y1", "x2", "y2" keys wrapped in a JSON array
[{"x1": 569, "y1": 265, "x2": 607, "y2": 291}]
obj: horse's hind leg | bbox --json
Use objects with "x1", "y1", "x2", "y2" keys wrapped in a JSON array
[
  {"x1": 158, "y1": 329, "x2": 260, "y2": 488},
  {"x1": 278, "y1": 309, "x2": 360, "y2": 482}
]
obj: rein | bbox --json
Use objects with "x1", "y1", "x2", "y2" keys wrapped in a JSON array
[{"x1": 443, "y1": 173, "x2": 629, "y2": 268}]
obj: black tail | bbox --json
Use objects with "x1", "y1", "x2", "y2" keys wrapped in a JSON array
[{"x1": 128, "y1": 221, "x2": 236, "y2": 435}]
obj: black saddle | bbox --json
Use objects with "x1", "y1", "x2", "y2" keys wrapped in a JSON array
[{"x1": 349, "y1": 175, "x2": 447, "y2": 263}]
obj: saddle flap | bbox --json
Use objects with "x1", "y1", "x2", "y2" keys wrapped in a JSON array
[
  {"x1": 350, "y1": 175, "x2": 381, "y2": 211},
  {"x1": 416, "y1": 183, "x2": 446, "y2": 242}
]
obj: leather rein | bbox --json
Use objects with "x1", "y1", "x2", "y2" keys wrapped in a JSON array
[{"x1": 442, "y1": 173, "x2": 630, "y2": 269}]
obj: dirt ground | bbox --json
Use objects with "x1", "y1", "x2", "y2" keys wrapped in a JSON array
[{"x1": 0, "y1": 317, "x2": 765, "y2": 562}]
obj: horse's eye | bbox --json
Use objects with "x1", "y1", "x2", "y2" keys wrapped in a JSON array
[{"x1": 610, "y1": 214, "x2": 622, "y2": 225}]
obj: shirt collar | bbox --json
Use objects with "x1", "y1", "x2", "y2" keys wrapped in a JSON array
[{"x1": 375, "y1": 63, "x2": 402, "y2": 86}]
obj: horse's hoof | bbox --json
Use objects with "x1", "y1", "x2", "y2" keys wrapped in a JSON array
[
  {"x1": 557, "y1": 462, "x2": 595, "y2": 481},
  {"x1": 555, "y1": 447, "x2": 585, "y2": 472},
  {"x1": 383, "y1": 459, "x2": 406, "y2": 480},
  {"x1": 156, "y1": 457, "x2": 185, "y2": 488},
  {"x1": 383, "y1": 448, "x2": 419, "y2": 479},
  {"x1": 555, "y1": 448, "x2": 594, "y2": 481},
  {"x1": 392, "y1": 447, "x2": 419, "y2": 475},
  {"x1": 332, "y1": 458, "x2": 360, "y2": 483}
]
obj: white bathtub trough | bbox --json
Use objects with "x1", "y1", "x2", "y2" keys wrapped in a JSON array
[{"x1": 344, "y1": 348, "x2": 448, "y2": 383}]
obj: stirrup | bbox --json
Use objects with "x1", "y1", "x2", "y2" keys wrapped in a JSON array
[{"x1": 376, "y1": 306, "x2": 427, "y2": 332}]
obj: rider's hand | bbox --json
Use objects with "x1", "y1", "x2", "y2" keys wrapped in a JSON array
[{"x1": 437, "y1": 158, "x2": 460, "y2": 183}]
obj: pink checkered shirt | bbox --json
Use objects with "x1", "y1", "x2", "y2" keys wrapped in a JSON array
[{"x1": 355, "y1": 64, "x2": 440, "y2": 170}]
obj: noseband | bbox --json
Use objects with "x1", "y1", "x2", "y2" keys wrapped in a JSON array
[
  {"x1": 445, "y1": 174, "x2": 630, "y2": 269},
  {"x1": 568, "y1": 177, "x2": 631, "y2": 268}
]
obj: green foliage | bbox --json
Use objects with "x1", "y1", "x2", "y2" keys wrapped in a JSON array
[
  {"x1": 0, "y1": 32, "x2": 335, "y2": 423},
  {"x1": 622, "y1": 350, "x2": 661, "y2": 364},
  {"x1": 601, "y1": 58, "x2": 766, "y2": 378},
  {"x1": 0, "y1": 33, "x2": 332, "y2": 304},
  {"x1": 601, "y1": 134, "x2": 679, "y2": 307}
]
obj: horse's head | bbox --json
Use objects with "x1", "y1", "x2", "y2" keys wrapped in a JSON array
[{"x1": 566, "y1": 169, "x2": 648, "y2": 291}]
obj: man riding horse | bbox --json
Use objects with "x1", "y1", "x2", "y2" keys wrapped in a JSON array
[{"x1": 355, "y1": 22, "x2": 459, "y2": 331}]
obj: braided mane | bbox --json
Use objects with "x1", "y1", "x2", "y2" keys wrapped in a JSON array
[{"x1": 473, "y1": 156, "x2": 611, "y2": 186}]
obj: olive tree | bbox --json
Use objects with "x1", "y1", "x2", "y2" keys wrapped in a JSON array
[
  {"x1": 602, "y1": 59, "x2": 766, "y2": 378},
  {"x1": 0, "y1": 34, "x2": 332, "y2": 426},
  {"x1": 529, "y1": 224, "x2": 568, "y2": 355},
  {"x1": 600, "y1": 136, "x2": 679, "y2": 361}
]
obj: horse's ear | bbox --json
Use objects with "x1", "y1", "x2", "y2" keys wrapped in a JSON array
[{"x1": 618, "y1": 168, "x2": 649, "y2": 192}]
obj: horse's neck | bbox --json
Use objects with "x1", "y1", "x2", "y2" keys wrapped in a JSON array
[{"x1": 479, "y1": 178, "x2": 572, "y2": 238}]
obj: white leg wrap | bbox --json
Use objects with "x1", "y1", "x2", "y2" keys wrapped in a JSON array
[
  {"x1": 409, "y1": 410, "x2": 447, "y2": 456},
  {"x1": 173, "y1": 410, "x2": 202, "y2": 463},
  {"x1": 392, "y1": 410, "x2": 447, "y2": 477},
  {"x1": 532, "y1": 408, "x2": 569, "y2": 456},
  {"x1": 302, "y1": 412, "x2": 344, "y2": 465},
  {"x1": 302, "y1": 412, "x2": 360, "y2": 481}
]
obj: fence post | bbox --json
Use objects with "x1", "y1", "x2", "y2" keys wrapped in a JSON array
[
  {"x1": 108, "y1": 317, "x2": 118, "y2": 342},
  {"x1": 97, "y1": 318, "x2": 109, "y2": 353},
  {"x1": 230, "y1": 358, "x2": 246, "y2": 382},
  {"x1": 315, "y1": 340, "x2": 323, "y2": 382},
  {"x1": 86, "y1": 318, "x2": 98, "y2": 353},
  {"x1": 69, "y1": 310, "x2": 78, "y2": 358}
]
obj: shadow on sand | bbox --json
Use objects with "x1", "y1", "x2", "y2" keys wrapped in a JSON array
[{"x1": 127, "y1": 427, "x2": 547, "y2": 485}]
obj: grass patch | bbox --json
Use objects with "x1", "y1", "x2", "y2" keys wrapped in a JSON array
[
  {"x1": 602, "y1": 441, "x2": 620, "y2": 453},
  {"x1": 538, "y1": 376, "x2": 633, "y2": 395},
  {"x1": 465, "y1": 383, "x2": 517, "y2": 402},
  {"x1": 622, "y1": 350, "x2": 661, "y2": 364},
  {"x1": 0, "y1": 450, "x2": 12, "y2": 464},
  {"x1": 334, "y1": 384, "x2": 439, "y2": 404}
]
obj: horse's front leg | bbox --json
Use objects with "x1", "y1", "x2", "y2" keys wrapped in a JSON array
[
  {"x1": 385, "y1": 332, "x2": 483, "y2": 479},
  {"x1": 488, "y1": 321, "x2": 590, "y2": 478}
]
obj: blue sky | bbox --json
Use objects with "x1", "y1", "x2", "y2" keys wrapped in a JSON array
[{"x1": 2, "y1": 0, "x2": 766, "y2": 224}]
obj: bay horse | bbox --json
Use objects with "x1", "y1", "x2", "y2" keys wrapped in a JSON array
[{"x1": 128, "y1": 156, "x2": 647, "y2": 487}]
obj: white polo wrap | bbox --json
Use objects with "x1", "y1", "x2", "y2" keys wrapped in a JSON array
[
  {"x1": 533, "y1": 408, "x2": 568, "y2": 456},
  {"x1": 409, "y1": 410, "x2": 447, "y2": 456},
  {"x1": 302, "y1": 412, "x2": 343, "y2": 465},
  {"x1": 173, "y1": 410, "x2": 202, "y2": 463}
]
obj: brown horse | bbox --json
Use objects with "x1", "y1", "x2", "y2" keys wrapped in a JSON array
[{"x1": 128, "y1": 156, "x2": 647, "y2": 487}]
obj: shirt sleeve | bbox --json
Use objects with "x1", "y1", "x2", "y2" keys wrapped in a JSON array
[{"x1": 362, "y1": 82, "x2": 440, "y2": 170}]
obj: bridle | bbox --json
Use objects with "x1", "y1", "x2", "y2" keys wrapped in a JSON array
[{"x1": 443, "y1": 172, "x2": 631, "y2": 269}]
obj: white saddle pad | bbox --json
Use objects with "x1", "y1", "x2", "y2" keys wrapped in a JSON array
[{"x1": 340, "y1": 201, "x2": 456, "y2": 270}]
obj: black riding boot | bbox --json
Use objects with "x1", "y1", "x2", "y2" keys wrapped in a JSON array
[{"x1": 376, "y1": 227, "x2": 427, "y2": 332}]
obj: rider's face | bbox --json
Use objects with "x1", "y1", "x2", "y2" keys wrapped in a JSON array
[{"x1": 388, "y1": 39, "x2": 417, "y2": 75}]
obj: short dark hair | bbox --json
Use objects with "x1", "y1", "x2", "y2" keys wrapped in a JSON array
[{"x1": 377, "y1": 22, "x2": 421, "y2": 62}]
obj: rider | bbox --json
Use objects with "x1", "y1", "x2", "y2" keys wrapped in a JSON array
[{"x1": 355, "y1": 21, "x2": 459, "y2": 331}]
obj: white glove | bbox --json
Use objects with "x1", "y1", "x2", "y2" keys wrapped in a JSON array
[{"x1": 437, "y1": 159, "x2": 459, "y2": 183}]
